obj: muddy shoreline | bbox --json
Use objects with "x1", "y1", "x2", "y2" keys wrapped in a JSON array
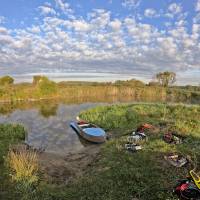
[{"x1": 39, "y1": 145, "x2": 101, "y2": 184}]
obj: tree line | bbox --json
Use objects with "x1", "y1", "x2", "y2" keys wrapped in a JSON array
[{"x1": 0, "y1": 71, "x2": 195, "y2": 88}]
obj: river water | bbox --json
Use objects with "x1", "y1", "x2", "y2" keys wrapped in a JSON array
[{"x1": 0, "y1": 102, "x2": 103, "y2": 155}]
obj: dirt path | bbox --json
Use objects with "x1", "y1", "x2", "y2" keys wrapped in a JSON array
[{"x1": 39, "y1": 145, "x2": 101, "y2": 184}]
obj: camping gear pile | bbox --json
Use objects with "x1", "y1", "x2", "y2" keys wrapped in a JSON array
[
  {"x1": 125, "y1": 122, "x2": 198, "y2": 199},
  {"x1": 174, "y1": 170, "x2": 200, "y2": 200},
  {"x1": 163, "y1": 132, "x2": 183, "y2": 144},
  {"x1": 161, "y1": 128, "x2": 200, "y2": 199},
  {"x1": 124, "y1": 123, "x2": 154, "y2": 152},
  {"x1": 164, "y1": 153, "x2": 188, "y2": 168}
]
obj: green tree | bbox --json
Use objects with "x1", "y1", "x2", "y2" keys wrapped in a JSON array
[
  {"x1": 156, "y1": 71, "x2": 176, "y2": 87},
  {"x1": 37, "y1": 77, "x2": 57, "y2": 95},
  {"x1": 33, "y1": 76, "x2": 45, "y2": 85},
  {"x1": 0, "y1": 76, "x2": 14, "y2": 86}
]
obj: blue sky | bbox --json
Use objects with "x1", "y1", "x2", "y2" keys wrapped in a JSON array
[{"x1": 0, "y1": 0, "x2": 200, "y2": 85}]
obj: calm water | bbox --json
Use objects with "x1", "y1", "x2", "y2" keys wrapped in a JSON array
[
  {"x1": 0, "y1": 102, "x2": 103, "y2": 155},
  {"x1": 0, "y1": 95, "x2": 196, "y2": 156}
]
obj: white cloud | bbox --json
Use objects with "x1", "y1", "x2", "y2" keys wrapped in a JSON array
[
  {"x1": 0, "y1": 1, "x2": 200, "y2": 85},
  {"x1": 0, "y1": 27, "x2": 8, "y2": 34},
  {"x1": 28, "y1": 26, "x2": 41, "y2": 33},
  {"x1": 196, "y1": 0, "x2": 200, "y2": 11},
  {"x1": 39, "y1": 6, "x2": 56, "y2": 15},
  {"x1": 175, "y1": 19, "x2": 186, "y2": 27},
  {"x1": 0, "y1": 16, "x2": 6, "y2": 24},
  {"x1": 144, "y1": 9, "x2": 158, "y2": 18},
  {"x1": 122, "y1": 0, "x2": 141, "y2": 9},
  {"x1": 109, "y1": 19, "x2": 122, "y2": 31},
  {"x1": 55, "y1": 0, "x2": 73, "y2": 15},
  {"x1": 168, "y1": 3, "x2": 182, "y2": 14},
  {"x1": 72, "y1": 20, "x2": 90, "y2": 32},
  {"x1": 0, "y1": 34, "x2": 14, "y2": 45},
  {"x1": 183, "y1": 38, "x2": 195, "y2": 48},
  {"x1": 90, "y1": 9, "x2": 111, "y2": 29},
  {"x1": 193, "y1": 12, "x2": 200, "y2": 23}
]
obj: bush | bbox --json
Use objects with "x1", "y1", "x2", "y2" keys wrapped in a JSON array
[
  {"x1": 33, "y1": 76, "x2": 44, "y2": 85},
  {"x1": 37, "y1": 77, "x2": 57, "y2": 95},
  {"x1": 0, "y1": 76, "x2": 14, "y2": 86}
]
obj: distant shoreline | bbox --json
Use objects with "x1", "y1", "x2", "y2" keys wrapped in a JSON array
[
  {"x1": 8, "y1": 73, "x2": 146, "y2": 84},
  {"x1": 0, "y1": 73, "x2": 198, "y2": 86}
]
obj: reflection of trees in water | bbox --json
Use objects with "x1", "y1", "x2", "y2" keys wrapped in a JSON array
[
  {"x1": 39, "y1": 103, "x2": 58, "y2": 118},
  {"x1": 0, "y1": 102, "x2": 16, "y2": 115},
  {"x1": 0, "y1": 91, "x2": 191, "y2": 116}
]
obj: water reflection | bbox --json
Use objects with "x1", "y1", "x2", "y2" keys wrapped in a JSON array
[
  {"x1": 0, "y1": 94, "x2": 166, "y2": 117},
  {"x1": 39, "y1": 103, "x2": 58, "y2": 118},
  {"x1": 0, "y1": 102, "x2": 100, "y2": 155}
]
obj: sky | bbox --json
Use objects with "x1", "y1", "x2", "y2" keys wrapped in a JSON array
[{"x1": 0, "y1": 0, "x2": 200, "y2": 85}]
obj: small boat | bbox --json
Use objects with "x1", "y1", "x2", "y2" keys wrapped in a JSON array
[{"x1": 70, "y1": 120, "x2": 106, "y2": 143}]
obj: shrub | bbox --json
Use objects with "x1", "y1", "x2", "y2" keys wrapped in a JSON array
[
  {"x1": 0, "y1": 76, "x2": 14, "y2": 86},
  {"x1": 37, "y1": 77, "x2": 57, "y2": 95},
  {"x1": 33, "y1": 75, "x2": 44, "y2": 85}
]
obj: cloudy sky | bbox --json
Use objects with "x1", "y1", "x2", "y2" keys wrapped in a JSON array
[{"x1": 0, "y1": 0, "x2": 200, "y2": 85}]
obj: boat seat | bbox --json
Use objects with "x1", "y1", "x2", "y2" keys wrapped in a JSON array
[{"x1": 79, "y1": 123, "x2": 90, "y2": 127}]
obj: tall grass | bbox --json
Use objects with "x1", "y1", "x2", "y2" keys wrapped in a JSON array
[
  {"x1": 0, "y1": 80, "x2": 200, "y2": 104},
  {"x1": 7, "y1": 148, "x2": 38, "y2": 184},
  {"x1": 80, "y1": 104, "x2": 200, "y2": 133},
  {"x1": 6, "y1": 147, "x2": 39, "y2": 200}
]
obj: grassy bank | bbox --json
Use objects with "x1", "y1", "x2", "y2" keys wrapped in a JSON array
[
  {"x1": 1, "y1": 104, "x2": 200, "y2": 200},
  {"x1": 0, "y1": 124, "x2": 26, "y2": 200},
  {"x1": 61, "y1": 103, "x2": 199, "y2": 200}
]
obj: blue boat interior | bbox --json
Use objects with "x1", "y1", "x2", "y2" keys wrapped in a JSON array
[
  {"x1": 83, "y1": 128, "x2": 105, "y2": 137},
  {"x1": 70, "y1": 122, "x2": 105, "y2": 137}
]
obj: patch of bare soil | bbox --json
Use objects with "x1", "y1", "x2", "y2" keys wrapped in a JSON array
[{"x1": 38, "y1": 145, "x2": 101, "y2": 185}]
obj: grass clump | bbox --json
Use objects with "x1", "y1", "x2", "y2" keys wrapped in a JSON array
[
  {"x1": 6, "y1": 148, "x2": 39, "y2": 200},
  {"x1": 7, "y1": 148, "x2": 38, "y2": 184}
]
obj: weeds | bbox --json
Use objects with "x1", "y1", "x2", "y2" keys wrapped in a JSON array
[
  {"x1": 7, "y1": 148, "x2": 38, "y2": 184},
  {"x1": 6, "y1": 147, "x2": 39, "y2": 200}
]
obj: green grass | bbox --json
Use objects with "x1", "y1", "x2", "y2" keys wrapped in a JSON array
[
  {"x1": 49, "y1": 103, "x2": 199, "y2": 200},
  {"x1": 1, "y1": 104, "x2": 200, "y2": 200}
]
